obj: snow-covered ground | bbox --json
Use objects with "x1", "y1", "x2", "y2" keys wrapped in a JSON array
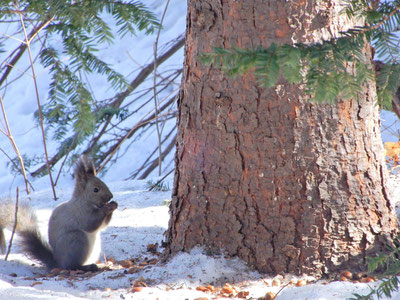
[
  {"x1": 0, "y1": 177, "x2": 400, "y2": 300},
  {"x1": 2, "y1": 0, "x2": 400, "y2": 299}
]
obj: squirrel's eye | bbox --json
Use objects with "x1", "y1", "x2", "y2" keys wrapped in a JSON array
[{"x1": 93, "y1": 187, "x2": 99, "y2": 193}]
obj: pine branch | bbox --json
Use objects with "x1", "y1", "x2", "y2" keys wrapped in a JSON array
[{"x1": 30, "y1": 36, "x2": 183, "y2": 177}]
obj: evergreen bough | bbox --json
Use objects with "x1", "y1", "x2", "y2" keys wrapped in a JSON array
[
  {"x1": 0, "y1": 0, "x2": 160, "y2": 156},
  {"x1": 200, "y1": 0, "x2": 400, "y2": 110}
]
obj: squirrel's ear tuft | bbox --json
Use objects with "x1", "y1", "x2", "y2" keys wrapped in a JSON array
[
  {"x1": 74, "y1": 156, "x2": 96, "y2": 186},
  {"x1": 82, "y1": 156, "x2": 96, "y2": 176}
]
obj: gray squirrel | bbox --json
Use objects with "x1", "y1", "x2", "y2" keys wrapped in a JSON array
[{"x1": 0, "y1": 156, "x2": 117, "y2": 272}]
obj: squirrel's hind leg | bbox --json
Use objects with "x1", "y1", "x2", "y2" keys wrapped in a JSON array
[{"x1": 53, "y1": 230, "x2": 98, "y2": 271}]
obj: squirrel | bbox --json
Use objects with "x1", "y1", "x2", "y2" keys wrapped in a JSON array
[{"x1": 0, "y1": 156, "x2": 117, "y2": 272}]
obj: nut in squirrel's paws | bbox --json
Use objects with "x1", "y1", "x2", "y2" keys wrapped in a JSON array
[{"x1": 105, "y1": 201, "x2": 118, "y2": 211}]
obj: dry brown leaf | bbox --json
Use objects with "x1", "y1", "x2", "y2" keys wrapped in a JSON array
[
  {"x1": 132, "y1": 280, "x2": 148, "y2": 287},
  {"x1": 50, "y1": 268, "x2": 62, "y2": 275},
  {"x1": 119, "y1": 259, "x2": 134, "y2": 268},
  {"x1": 196, "y1": 286, "x2": 210, "y2": 293},
  {"x1": 271, "y1": 278, "x2": 281, "y2": 286},
  {"x1": 384, "y1": 142, "x2": 400, "y2": 158},
  {"x1": 205, "y1": 285, "x2": 214, "y2": 292},
  {"x1": 221, "y1": 283, "x2": 235, "y2": 295},
  {"x1": 340, "y1": 270, "x2": 353, "y2": 280},
  {"x1": 353, "y1": 272, "x2": 364, "y2": 280},
  {"x1": 296, "y1": 279, "x2": 307, "y2": 286},
  {"x1": 237, "y1": 291, "x2": 250, "y2": 298},
  {"x1": 127, "y1": 266, "x2": 142, "y2": 274},
  {"x1": 147, "y1": 243, "x2": 159, "y2": 253},
  {"x1": 361, "y1": 277, "x2": 375, "y2": 283},
  {"x1": 132, "y1": 286, "x2": 144, "y2": 293},
  {"x1": 148, "y1": 258, "x2": 158, "y2": 265},
  {"x1": 265, "y1": 291, "x2": 276, "y2": 300},
  {"x1": 108, "y1": 273, "x2": 126, "y2": 279}
]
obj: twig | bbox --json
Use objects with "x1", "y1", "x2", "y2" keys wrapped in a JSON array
[
  {"x1": 5, "y1": 187, "x2": 19, "y2": 261},
  {"x1": 17, "y1": 4, "x2": 57, "y2": 200},
  {"x1": 153, "y1": 0, "x2": 171, "y2": 176},
  {"x1": 0, "y1": 94, "x2": 30, "y2": 193},
  {"x1": 97, "y1": 110, "x2": 176, "y2": 173},
  {"x1": 30, "y1": 36, "x2": 184, "y2": 177},
  {"x1": 138, "y1": 134, "x2": 176, "y2": 179},
  {"x1": 0, "y1": 147, "x2": 35, "y2": 191},
  {"x1": 0, "y1": 19, "x2": 49, "y2": 87},
  {"x1": 148, "y1": 169, "x2": 174, "y2": 191},
  {"x1": 96, "y1": 94, "x2": 177, "y2": 173},
  {"x1": 128, "y1": 125, "x2": 176, "y2": 179}
]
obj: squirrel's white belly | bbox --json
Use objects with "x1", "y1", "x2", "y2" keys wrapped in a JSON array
[{"x1": 84, "y1": 231, "x2": 102, "y2": 265}]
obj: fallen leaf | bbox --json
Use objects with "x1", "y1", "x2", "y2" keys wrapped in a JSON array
[
  {"x1": 147, "y1": 243, "x2": 159, "y2": 253},
  {"x1": 31, "y1": 281, "x2": 42, "y2": 286},
  {"x1": 119, "y1": 259, "x2": 135, "y2": 268},
  {"x1": 196, "y1": 286, "x2": 210, "y2": 293},
  {"x1": 108, "y1": 273, "x2": 125, "y2": 279},
  {"x1": 271, "y1": 278, "x2": 281, "y2": 286},
  {"x1": 340, "y1": 270, "x2": 353, "y2": 280},
  {"x1": 132, "y1": 280, "x2": 148, "y2": 287},
  {"x1": 361, "y1": 277, "x2": 374, "y2": 283},
  {"x1": 205, "y1": 285, "x2": 214, "y2": 292},
  {"x1": 237, "y1": 290, "x2": 250, "y2": 298},
  {"x1": 50, "y1": 268, "x2": 62, "y2": 275},
  {"x1": 148, "y1": 258, "x2": 158, "y2": 265},
  {"x1": 296, "y1": 279, "x2": 307, "y2": 286},
  {"x1": 221, "y1": 283, "x2": 235, "y2": 295},
  {"x1": 265, "y1": 291, "x2": 276, "y2": 300},
  {"x1": 132, "y1": 286, "x2": 143, "y2": 293},
  {"x1": 127, "y1": 266, "x2": 141, "y2": 274},
  {"x1": 384, "y1": 142, "x2": 400, "y2": 158}
]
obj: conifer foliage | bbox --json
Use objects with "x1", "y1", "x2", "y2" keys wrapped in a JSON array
[
  {"x1": 0, "y1": 1, "x2": 181, "y2": 179},
  {"x1": 201, "y1": 0, "x2": 400, "y2": 110}
]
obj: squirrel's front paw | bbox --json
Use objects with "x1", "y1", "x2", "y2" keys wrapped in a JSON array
[{"x1": 105, "y1": 201, "x2": 118, "y2": 211}]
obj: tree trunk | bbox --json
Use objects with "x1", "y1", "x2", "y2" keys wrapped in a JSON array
[{"x1": 164, "y1": 0, "x2": 399, "y2": 277}]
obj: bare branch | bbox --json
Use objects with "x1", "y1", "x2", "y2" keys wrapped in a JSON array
[
  {"x1": 0, "y1": 94, "x2": 30, "y2": 193},
  {"x1": 17, "y1": 3, "x2": 57, "y2": 200},
  {"x1": 0, "y1": 19, "x2": 50, "y2": 87},
  {"x1": 138, "y1": 134, "x2": 176, "y2": 179},
  {"x1": 5, "y1": 187, "x2": 19, "y2": 261},
  {"x1": 30, "y1": 36, "x2": 184, "y2": 177}
]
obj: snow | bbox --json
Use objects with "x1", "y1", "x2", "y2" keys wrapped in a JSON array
[
  {"x1": 1, "y1": 177, "x2": 399, "y2": 300},
  {"x1": 1, "y1": 0, "x2": 400, "y2": 299}
]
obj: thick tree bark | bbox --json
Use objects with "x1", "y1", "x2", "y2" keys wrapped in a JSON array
[{"x1": 164, "y1": 0, "x2": 399, "y2": 277}]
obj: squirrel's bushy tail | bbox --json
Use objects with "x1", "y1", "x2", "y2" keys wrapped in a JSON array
[
  {"x1": 19, "y1": 229, "x2": 56, "y2": 269},
  {"x1": 0, "y1": 201, "x2": 56, "y2": 269}
]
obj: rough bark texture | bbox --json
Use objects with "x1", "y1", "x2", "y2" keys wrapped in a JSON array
[{"x1": 164, "y1": 0, "x2": 400, "y2": 277}]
